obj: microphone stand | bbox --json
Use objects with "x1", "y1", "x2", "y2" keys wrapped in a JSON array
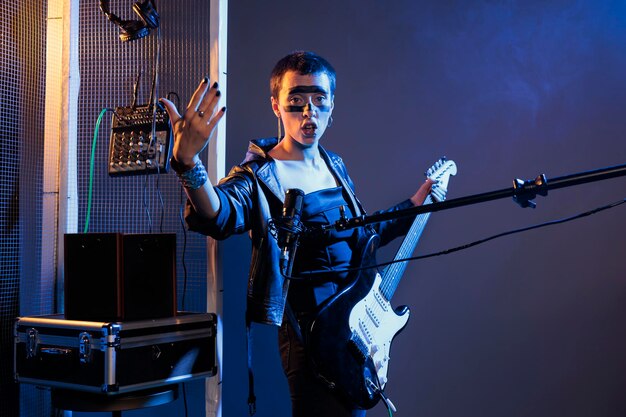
[{"x1": 322, "y1": 162, "x2": 626, "y2": 232}]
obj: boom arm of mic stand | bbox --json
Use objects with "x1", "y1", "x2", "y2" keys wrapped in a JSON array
[{"x1": 324, "y1": 162, "x2": 626, "y2": 232}]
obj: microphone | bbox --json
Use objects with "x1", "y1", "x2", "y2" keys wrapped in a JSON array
[{"x1": 277, "y1": 188, "x2": 305, "y2": 276}]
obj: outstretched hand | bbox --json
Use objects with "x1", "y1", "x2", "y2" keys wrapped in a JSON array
[{"x1": 159, "y1": 78, "x2": 226, "y2": 169}]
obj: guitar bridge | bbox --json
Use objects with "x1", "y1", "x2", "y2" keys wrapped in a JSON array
[{"x1": 348, "y1": 332, "x2": 368, "y2": 364}]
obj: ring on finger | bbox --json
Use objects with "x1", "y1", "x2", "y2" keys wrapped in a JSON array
[{"x1": 198, "y1": 110, "x2": 205, "y2": 118}]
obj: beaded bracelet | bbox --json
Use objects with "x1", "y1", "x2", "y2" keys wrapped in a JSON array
[{"x1": 171, "y1": 158, "x2": 208, "y2": 190}]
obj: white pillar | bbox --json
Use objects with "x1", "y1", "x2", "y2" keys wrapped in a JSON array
[
  {"x1": 206, "y1": 1, "x2": 227, "y2": 416},
  {"x1": 42, "y1": 0, "x2": 79, "y2": 315}
]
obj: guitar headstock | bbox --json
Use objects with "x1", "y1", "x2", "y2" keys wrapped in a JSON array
[{"x1": 426, "y1": 157, "x2": 457, "y2": 202}]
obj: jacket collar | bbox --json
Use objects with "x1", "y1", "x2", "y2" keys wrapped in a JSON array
[
  {"x1": 247, "y1": 138, "x2": 356, "y2": 214},
  {"x1": 246, "y1": 137, "x2": 283, "y2": 200}
]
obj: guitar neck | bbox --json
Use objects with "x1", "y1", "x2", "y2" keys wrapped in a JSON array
[{"x1": 379, "y1": 195, "x2": 433, "y2": 300}]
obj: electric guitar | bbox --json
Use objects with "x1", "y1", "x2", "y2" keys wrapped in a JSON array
[{"x1": 306, "y1": 158, "x2": 457, "y2": 410}]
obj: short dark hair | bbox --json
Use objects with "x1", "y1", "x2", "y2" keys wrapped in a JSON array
[{"x1": 270, "y1": 51, "x2": 336, "y2": 99}]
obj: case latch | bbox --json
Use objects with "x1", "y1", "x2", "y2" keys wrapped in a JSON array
[
  {"x1": 78, "y1": 332, "x2": 93, "y2": 364},
  {"x1": 26, "y1": 328, "x2": 39, "y2": 358}
]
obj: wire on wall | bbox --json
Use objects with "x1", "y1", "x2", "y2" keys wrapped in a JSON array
[{"x1": 84, "y1": 107, "x2": 112, "y2": 234}]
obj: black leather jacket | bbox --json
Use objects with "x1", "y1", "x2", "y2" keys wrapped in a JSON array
[{"x1": 185, "y1": 137, "x2": 415, "y2": 326}]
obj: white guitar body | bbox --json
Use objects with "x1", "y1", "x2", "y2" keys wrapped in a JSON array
[{"x1": 348, "y1": 271, "x2": 409, "y2": 388}]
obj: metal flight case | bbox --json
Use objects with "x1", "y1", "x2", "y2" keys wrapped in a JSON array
[{"x1": 14, "y1": 312, "x2": 217, "y2": 394}]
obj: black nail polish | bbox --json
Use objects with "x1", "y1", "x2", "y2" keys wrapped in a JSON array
[
  {"x1": 221, "y1": 106, "x2": 227, "y2": 112},
  {"x1": 216, "y1": 91, "x2": 221, "y2": 97},
  {"x1": 213, "y1": 82, "x2": 219, "y2": 89},
  {"x1": 202, "y1": 77, "x2": 209, "y2": 84}
]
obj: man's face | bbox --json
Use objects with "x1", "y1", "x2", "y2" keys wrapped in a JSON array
[{"x1": 272, "y1": 70, "x2": 334, "y2": 148}]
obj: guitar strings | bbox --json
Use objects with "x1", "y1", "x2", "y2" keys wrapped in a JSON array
[{"x1": 286, "y1": 197, "x2": 626, "y2": 281}]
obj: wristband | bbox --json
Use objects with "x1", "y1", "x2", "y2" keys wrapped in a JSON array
[{"x1": 171, "y1": 158, "x2": 208, "y2": 190}]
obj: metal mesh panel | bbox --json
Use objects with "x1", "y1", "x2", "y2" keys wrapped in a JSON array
[
  {"x1": 0, "y1": 2, "x2": 47, "y2": 417},
  {"x1": 76, "y1": 1, "x2": 212, "y2": 311},
  {"x1": 1, "y1": 2, "x2": 213, "y2": 416}
]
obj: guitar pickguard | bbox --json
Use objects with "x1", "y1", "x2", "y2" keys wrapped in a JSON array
[{"x1": 348, "y1": 272, "x2": 410, "y2": 388}]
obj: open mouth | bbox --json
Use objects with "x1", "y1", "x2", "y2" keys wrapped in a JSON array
[{"x1": 302, "y1": 122, "x2": 317, "y2": 136}]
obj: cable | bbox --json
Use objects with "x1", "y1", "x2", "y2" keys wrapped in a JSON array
[
  {"x1": 179, "y1": 186, "x2": 189, "y2": 310},
  {"x1": 151, "y1": 25, "x2": 166, "y2": 232},
  {"x1": 143, "y1": 174, "x2": 153, "y2": 233},
  {"x1": 182, "y1": 382, "x2": 189, "y2": 417},
  {"x1": 84, "y1": 107, "x2": 112, "y2": 233},
  {"x1": 157, "y1": 171, "x2": 165, "y2": 232},
  {"x1": 365, "y1": 377, "x2": 396, "y2": 416},
  {"x1": 131, "y1": 70, "x2": 141, "y2": 109},
  {"x1": 142, "y1": 25, "x2": 163, "y2": 233},
  {"x1": 381, "y1": 390, "x2": 395, "y2": 417},
  {"x1": 290, "y1": 197, "x2": 626, "y2": 280}
]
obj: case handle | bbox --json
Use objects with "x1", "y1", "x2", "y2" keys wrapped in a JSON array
[{"x1": 40, "y1": 347, "x2": 72, "y2": 356}]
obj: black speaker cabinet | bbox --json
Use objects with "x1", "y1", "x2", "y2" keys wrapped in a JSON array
[{"x1": 64, "y1": 233, "x2": 176, "y2": 321}]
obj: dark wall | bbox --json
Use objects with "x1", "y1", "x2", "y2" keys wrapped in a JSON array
[{"x1": 224, "y1": 1, "x2": 626, "y2": 416}]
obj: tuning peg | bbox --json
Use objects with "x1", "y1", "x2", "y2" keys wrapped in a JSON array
[{"x1": 432, "y1": 188, "x2": 447, "y2": 202}]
